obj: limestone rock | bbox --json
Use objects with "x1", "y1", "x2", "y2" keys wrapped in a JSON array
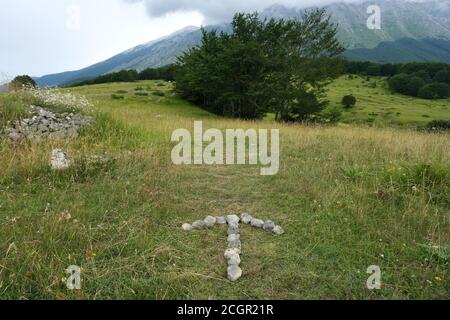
[
  {"x1": 204, "y1": 216, "x2": 217, "y2": 228},
  {"x1": 273, "y1": 225, "x2": 285, "y2": 235},
  {"x1": 50, "y1": 149, "x2": 71, "y2": 170},
  {"x1": 263, "y1": 220, "x2": 275, "y2": 232},
  {"x1": 227, "y1": 265, "x2": 242, "y2": 282}
]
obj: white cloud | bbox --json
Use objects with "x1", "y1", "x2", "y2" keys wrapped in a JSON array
[{"x1": 126, "y1": 0, "x2": 366, "y2": 24}]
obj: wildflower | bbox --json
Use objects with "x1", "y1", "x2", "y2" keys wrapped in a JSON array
[
  {"x1": 86, "y1": 251, "x2": 97, "y2": 258},
  {"x1": 434, "y1": 276, "x2": 444, "y2": 283}
]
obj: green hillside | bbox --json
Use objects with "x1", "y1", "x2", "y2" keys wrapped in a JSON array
[{"x1": 325, "y1": 75, "x2": 450, "y2": 127}]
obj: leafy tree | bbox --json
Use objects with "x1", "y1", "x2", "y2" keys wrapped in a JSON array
[
  {"x1": 341, "y1": 95, "x2": 356, "y2": 108},
  {"x1": 411, "y1": 70, "x2": 432, "y2": 83},
  {"x1": 388, "y1": 74, "x2": 410, "y2": 94},
  {"x1": 433, "y1": 70, "x2": 450, "y2": 85},
  {"x1": 176, "y1": 10, "x2": 344, "y2": 121},
  {"x1": 10, "y1": 75, "x2": 36, "y2": 90},
  {"x1": 405, "y1": 76, "x2": 426, "y2": 97},
  {"x1": 418, "y1": 83, "x2": 450, "y2": 99}
]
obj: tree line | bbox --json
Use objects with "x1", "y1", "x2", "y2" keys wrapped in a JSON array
[
  {"x1": 70, "y1": 65, "x2": 177, "y2": 87},
  {"x1": 345, "y1": 61, "x2": 450, "y2": 99}
]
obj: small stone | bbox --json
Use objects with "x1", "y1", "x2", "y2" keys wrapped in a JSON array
[
  {"x1": 192, "y1": 220, "x2": 206, "y2": 230},
  {"x1": 203, "y1": 216, "x2": 216, "y2": 228},
  {"x1": 226, "y1": 251, "x2": 241, "y2": 266},
  {"x1": 228, "y1": 223, "x2": 240, "y2": 235},
  {"x1": 227, "y1": 234, "x2": 240, "y2": 242},
  {"x1": 182, "y1": 223, "x2": 193, "y2": 231},
  {"x1": 263, "y1": 220, "x2": 275, "y2": 232},
  {"x1": 226, "y1": 215, "x2": 240, "y2": 225},
  {"x1": 50, "y1": 149, "x2": 71, "y2": 170},
  {"x1": 250, "y1": 218, "x2": 264, "y2": 228},
  {"x1": 227, "y1": 265, "x2": 242, "y2": 282},
  {"x1": 228, "y1": 239, "x2": 241, "y2": 250},
  {"x1": 272, "y1": 225, "x2": 285, "y2": 235},
  {"x1": 224, "y1": 248, "x2": 241, "y2": 257},
  {"x1": 216, "y1": 216, "x2": 227, "y2": 224},
  {"x1": 241, "y1": 213, "x2": 252, "y2": 224}
]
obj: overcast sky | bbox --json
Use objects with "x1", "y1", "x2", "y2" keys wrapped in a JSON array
[{"x1": 0, "y1": 0, "x2": 366, "y2": 79}]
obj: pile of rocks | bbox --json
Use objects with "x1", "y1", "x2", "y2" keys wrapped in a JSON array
[
  {"x1": 182, "y1": 213, "x2": 285, "y2": 282},
  {"x1": 4, "y1": 107, "x2": 93, "y2": 144}
]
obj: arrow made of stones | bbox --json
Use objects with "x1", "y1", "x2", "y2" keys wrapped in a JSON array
[{"x1": 182, "y1": 213, "x2": 285, "y2": 282}]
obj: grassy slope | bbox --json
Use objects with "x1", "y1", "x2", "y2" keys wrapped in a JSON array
[
  {"x1": 0, "y1": 81, "x2": 448, "y2": 300},
  {"x1": 326, "y1": 76, "x2": 450, "y2": 127}
]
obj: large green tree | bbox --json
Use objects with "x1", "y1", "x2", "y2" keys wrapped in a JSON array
[{"x1": 176, "y1": 10, "x2": 344, "y2": 121}]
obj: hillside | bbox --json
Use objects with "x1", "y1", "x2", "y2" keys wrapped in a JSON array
[
  {"x1": 344, "y1": 38, "x2": 450, "y2": 63},
  {"x1": 35, "y1": 0, "x2": 450, "y2": 87},
  {"x1": 1, "y1": 80, "x2": 448, "y2": 299}
]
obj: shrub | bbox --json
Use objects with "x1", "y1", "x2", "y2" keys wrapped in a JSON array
[
  {"x1": 418, "y1": 83, "x2": 450, "y2": 99},
  {"x1": 341, "y1": 95, "x2": 356, "y2": 108},
  {"x1": 388, "y1": 74, "x2": 410, "y2": 94},
  {"x1": 9, "y1": 75, "x2": 36, "y2": 91},
  {"x1": 135, "y1": 87, "x2": 145, "y2": 91},
  {"x1": 135, "y1": 92, "x2": 149, "y2": 97},
  {"x1": 115, "y1": 90, "x2": 128, "y2": 94},
  {"x1": 111, "y1": 94, "x2": 125, "y2": 100},
  {"x1": 426, "y1": 120, "x2": 450, "y2": 131},
  {"x1": 152, "y1": 91, "x2": 165, "y2": 97}
]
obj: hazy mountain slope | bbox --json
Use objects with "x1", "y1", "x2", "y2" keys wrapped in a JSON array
[
  {"x1": 344, "y1": 37, "x2": 450, "y2": 63},
  {"x1": 35, "y1": 0, "x2": 450, "y2": 87},
  {"x1": 35, "y1": 26, "x2": 202, "y2": 87},
  {"x1": 263, "y1": 0, "x2": 450, "y2": 49}
]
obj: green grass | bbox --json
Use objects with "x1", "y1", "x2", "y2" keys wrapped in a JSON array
[
  {"x1": 0, "y1": 80, "x2": 448, "y2": 300},
  {"x1": 325, "y1": 75, "x2": 450, "y2": 127}
]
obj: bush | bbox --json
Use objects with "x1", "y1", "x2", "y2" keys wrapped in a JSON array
[
  {"x1": 152, "y1": 91, "x2": 165, "y2": 97},
  {"x1": 341, "y1": 95, "x2": 356, "y2": 108},
  {"x1": 135, "y1": 92, "x2": 149, "y2": 97},
  {"x1": 9, "y1": 75, "x2": 36, "y2": 91},
  {"x1": 115, "y1": 90, "x2": 128, "y2": 94},
  {"x1": 388, "y1": 74, "x2": 410, "y2": 94},
  {"x1": 418, "y1": 83, "x2": 450, "y2": 99},
  {"x1": 111, "y1": 94, "x2": 125, "y2": 100},
  {"x1": 426, "y1": 120, "x2": 450, "y2": 131}
]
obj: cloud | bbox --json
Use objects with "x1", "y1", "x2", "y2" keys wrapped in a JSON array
[{"x1": 125, "y1": 0, "x2": 365, "y2": 24}]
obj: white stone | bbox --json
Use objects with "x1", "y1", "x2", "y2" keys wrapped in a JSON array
[
  {"x1": 227, "y1": 265, "x2": 242, "y2": 282},
  {"x1": 226, "y1": 215, "x2": 240, "y2": 225},
  {"x1": 263, "y1": 220, "x2": 275, "y2": 232},
  {"x1": 273, "y1": 225, "x2": 285, "y2": 235},
  {"x1": 204, "y1": 215, "x2": 217, "y2": 227},
  {"x1": 241, "y1": 213, "x2": 252, "y2": 224},
  {"x1": 226, "y1": 251, "x2": 241, "y2": 266},
  {"x1": 182, "y1": 223, "x2": 193, "y2": 231},
  {"x1": 227, "y1": 234, "x2": 240, "y2": 242},
  {"x1": 216, "y1": 216, "x2": 227, "y2": 224},
  {"x1": 192, "y1": 220, "x2": 206, "y2": 230},
  {"x1": 250, "y1": 218, "x2": 264, "y2": 228},
  {"x1": 50, "y1": 149, "x2": 71, "y2": 170},
  {"x1": 224, "y1": 248, "x2": 241, "y2": 258}
]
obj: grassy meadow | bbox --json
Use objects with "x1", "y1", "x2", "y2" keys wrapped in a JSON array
[{"x1": 0, "y1": 79, "x2": 448, "y2": 300}]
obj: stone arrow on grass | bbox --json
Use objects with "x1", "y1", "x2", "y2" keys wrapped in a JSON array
[{"x1": 182, "y1": 213, "x2": 285, "y2": 282}]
